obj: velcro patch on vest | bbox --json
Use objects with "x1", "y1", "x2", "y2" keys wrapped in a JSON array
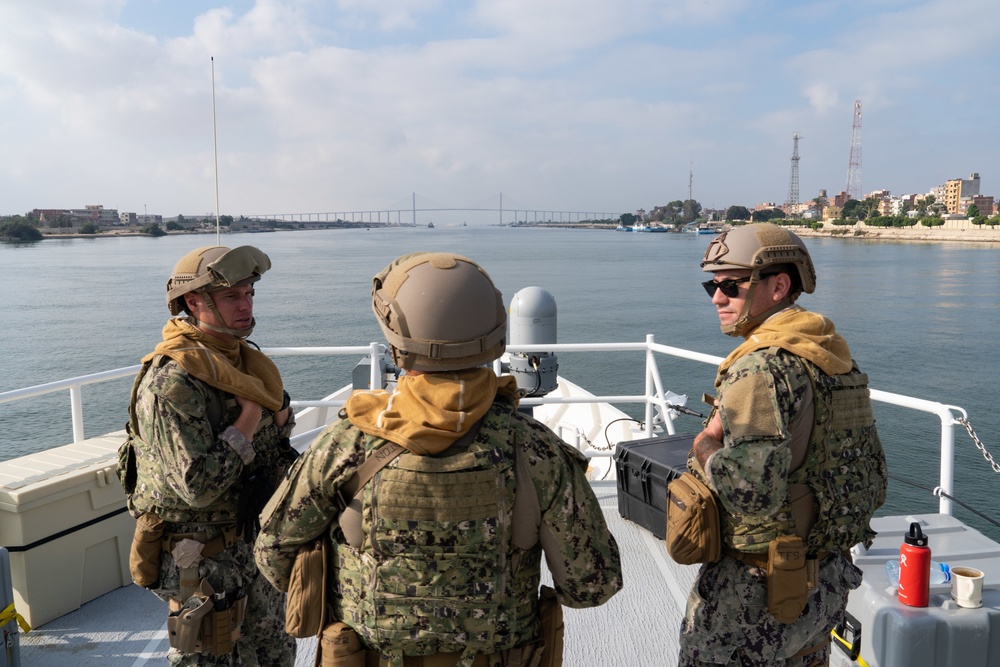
[
  {"x1": 822, "y1": 372, "x2": 874, "y2": 431},
  {"x1": 378, "y1": 468, "x2": 500, "y2": 521},
  {"x1": 722, "y1": 372, "x2": 783, "y2": 444}
]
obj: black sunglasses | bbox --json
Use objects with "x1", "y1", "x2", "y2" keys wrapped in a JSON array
[{"x1": 701, "y1": 273, "x2": 777, "y2": 298}]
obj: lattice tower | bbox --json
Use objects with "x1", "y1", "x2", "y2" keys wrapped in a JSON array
[
  {"x1": 845, "y1": 99, "x2": 863, "y2": 200},
  {"x1": 786, "y1": 133, "x2": 801, "y2": 209}
]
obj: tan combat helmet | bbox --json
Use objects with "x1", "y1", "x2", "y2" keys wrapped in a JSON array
[
  {"x1": 372, "y1": 252, "x2": 507, "y2": 372},
  {"x1": 700, "y1": 223, "x2": 816, "y2": 337},
  {"x1": 166, "y1": 245, "x2": 271, "y2": 338}
]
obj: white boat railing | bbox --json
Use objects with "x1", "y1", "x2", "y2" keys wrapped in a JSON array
[{"x1": 0, "y1": 336, "x2": 968, "y2": 514}]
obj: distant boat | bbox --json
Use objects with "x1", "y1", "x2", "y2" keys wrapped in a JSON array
[
  {"x1": 632, "y1": 223, "x2": 670, "y2": 233},
  {"x1": 427, "y1": 222, "x2": 435, "y2": 228},
  {"x1": 693, "y1": 222, "x2": 726, "y2": 234}
]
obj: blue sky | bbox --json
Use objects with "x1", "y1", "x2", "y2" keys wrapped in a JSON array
[{"x1": 1, "y1": 0, "x2": 997, "y2": 221}]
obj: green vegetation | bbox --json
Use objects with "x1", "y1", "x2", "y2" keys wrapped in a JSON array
[
  {"x1": 863, "y1": 215, "x2": 917, "y2": 228},
  {"x1": 79, "y1": 222, "x2": 99, "y2": 234},
  {"x1": 725, "y1": 205, "x2": 751, "y2": 221},
  {"x1": 648, "y1": 200, "x2": 702, "y2": 226},
  {"x1": 0, "y1": 218, "x2": 43, "y2": 241},
  {"x1": 141, "y1": 223, "x2": 167, "y2": 237}
]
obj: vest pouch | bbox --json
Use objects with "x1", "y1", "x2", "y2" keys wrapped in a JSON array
[
  {"x1": 665, "y1": 472, "x2": 721, "y2": 565},
  {"x1": 129, "y1": 512, "x2": 165, "y2": 589},
  {"x1": 202, "y1": 594, "x2": 247, "y2": 657},
  {"x1": 285, "y1": 538, "x2": 327, "y2": 638},
  {"x1": 166, "y1": 593, "x2": 213, "y2": 653},
  {"x1": 767, "y1": 535, "x2": 809, "y2": 624},
  {"x1": 318, "y1": 622, "x2": 366, "y2": 667},
  {"x1": 208, "y1": 607, "x2": 235, "y2": 656}
]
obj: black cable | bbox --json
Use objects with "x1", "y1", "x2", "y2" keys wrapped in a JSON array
[{"x1": 888, "y1": 473, "x2": 1000, "y2": 530}]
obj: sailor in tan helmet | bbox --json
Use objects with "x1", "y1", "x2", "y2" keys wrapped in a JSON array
[
  {"x1": 678, "y1": 224, "x2": 887, "y2": 667},
  {"x1": 119, "y1": 245, "x2": 298, "y2": 666},
  {"x1": 254, "y1": 252, "x2": 623, "y2": 667}
]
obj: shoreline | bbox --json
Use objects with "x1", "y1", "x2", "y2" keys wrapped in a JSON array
[
  {"x1": 14, "y1": 223, "x2": 1000, "y2": 245},
  {"x1": 791, "y1": 226, "x2": 1000, "y2": 244},
  {"x1": 525, "y1": 222, "x2": 1000, "y2": 244}
]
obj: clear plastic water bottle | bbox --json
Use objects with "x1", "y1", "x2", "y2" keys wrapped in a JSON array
[{"x1": 885, "y1": 559, "x2": 950, "y2": 586}]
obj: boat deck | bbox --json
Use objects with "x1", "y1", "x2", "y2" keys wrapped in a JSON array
[{"x1": 18, "y1": 480, "x2": 698, "y2": 667}]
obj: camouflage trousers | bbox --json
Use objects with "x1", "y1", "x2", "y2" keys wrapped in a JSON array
[
  {"x1": 677, "y1": 552, "x2": 862, "y2": 667},
  {"x1": 154, "y1": 523, "x2": 297, "y2": 667}
]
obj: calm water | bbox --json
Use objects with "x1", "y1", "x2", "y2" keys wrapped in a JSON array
[{"x1": 2, "y1": 227, "x2": 999, "y2": 539}]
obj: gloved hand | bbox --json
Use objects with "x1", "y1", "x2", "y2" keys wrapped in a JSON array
[{"x1": 236, "y1": 470, "x2": 275, "y2": 544}]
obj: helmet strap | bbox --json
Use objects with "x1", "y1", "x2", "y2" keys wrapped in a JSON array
[
  {"x1": 192, "y1": 292, "x2": 256, "y2": 339},
  {"x1": 721, "y1": 269, "x2": 793, "y2": 338}
]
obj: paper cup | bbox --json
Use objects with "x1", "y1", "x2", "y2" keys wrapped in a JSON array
[{"x1": 951, "y1": 566, "x2": 985, "y2": 609}]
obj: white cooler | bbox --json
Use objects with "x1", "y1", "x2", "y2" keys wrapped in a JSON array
[{"x1": 0, "y1": 432, "x2": 133, "y2": 629}]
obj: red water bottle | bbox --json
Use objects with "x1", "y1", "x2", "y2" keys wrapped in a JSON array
[{"x1": 898, "y1": 522, "x2": 930, "y2": 607}]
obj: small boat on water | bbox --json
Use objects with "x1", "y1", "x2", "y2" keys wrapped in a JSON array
[
  {"x1": 2, "y1": 288, "x2": 998, "y2": 667},
  {"x1": 617, "y1": 223, "x2": 671, "y2": 232},
  {"x1": 692, "y1": 221, "x2": 727, "y2": 234}
]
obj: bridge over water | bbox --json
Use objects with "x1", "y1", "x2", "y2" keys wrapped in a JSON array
[{"x1": 247, "y1": 193, "x2": 619, "y2": 226}]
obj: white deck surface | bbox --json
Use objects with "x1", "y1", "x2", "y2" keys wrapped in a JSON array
[{"x1": 18, "y1": 479, "x2": 699, "y2": 667}]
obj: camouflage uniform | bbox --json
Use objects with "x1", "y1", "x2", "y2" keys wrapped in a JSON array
[
  {"x1": 254, "y1": 398, "x2": 623, "y2": 664},
  {"x1": 678, "y1": 346, "x2": 877, "y2": 667},
  {"x1": 129, "y1": 359, "x2": 297, "y2": 667}
]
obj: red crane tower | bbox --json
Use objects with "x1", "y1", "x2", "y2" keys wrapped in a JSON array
[{"x1": 845, "y1": 100, "x2": 862, "y2": 201}]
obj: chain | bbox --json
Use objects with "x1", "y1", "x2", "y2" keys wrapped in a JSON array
[{"x1": 957, "y1": 416, "x2": 1000, "y2": 475}]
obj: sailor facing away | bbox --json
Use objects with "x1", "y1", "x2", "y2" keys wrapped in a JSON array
[{"x1": 254, "y1": 251, "x2": 623, "y2": 667}]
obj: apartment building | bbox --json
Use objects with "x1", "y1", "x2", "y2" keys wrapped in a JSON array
[
  {"x1": 972, "y1": 195, "x2": 995, "y2": 216},
  {"x1": 944, "y1": 173, "x2": 980, "y2": 214}
]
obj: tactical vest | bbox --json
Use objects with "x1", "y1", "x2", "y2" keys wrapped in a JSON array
[
  {"x1": 330, "y1": 400, "x2": 542, "y2": 664},
  {"x1": 721, "y1": 354, "x2": 887, "y2": 554},
  {"x1": 118, "y1": 356, "x2": 243, "y2": 523}
]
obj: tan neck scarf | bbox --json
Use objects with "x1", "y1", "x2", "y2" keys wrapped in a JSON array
[
  {"x1": 346, "y1": 368, "x2": 520, "y2": 455},
  {"x1": 142, "y1": 318, "x2": 285, "y2": 411},
  {"x1": 716, "y1": 306, "x2": 854, "y2": 386}
]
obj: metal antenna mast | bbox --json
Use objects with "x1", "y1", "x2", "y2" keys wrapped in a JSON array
[
  {"x1": 786, "y1": 133, "x2": 801, "y2": 210},
  {"x1": 688, "y1": 160, "x2": 693, "y2": 202},
  {"x1": 845, "y1": 99, "x2": 862, "y2": 201},
  {"x1": 211, "y1": 56, "x2": 221, "y2": 244}
]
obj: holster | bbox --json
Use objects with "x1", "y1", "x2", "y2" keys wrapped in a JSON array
[
  {"x1": 767, "y1": 535, "x2": 809, "y2": 624},
  {"x1": 534, "y1": 585, "x2": 562, "y2": 667},
  {"x1": 129, "y1": 512, "x2": 165, "y2": 589},
  {"x1": 166, "y1": 580, "x2": 248, "y2": 656}
]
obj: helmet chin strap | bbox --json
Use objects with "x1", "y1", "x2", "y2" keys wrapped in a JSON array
[
  {"x1": 192, "y1": 292, "x2": 256, "y2": 339},
  {"x1": 720, "y1": 270, "x2": 792, "y2": 338}
]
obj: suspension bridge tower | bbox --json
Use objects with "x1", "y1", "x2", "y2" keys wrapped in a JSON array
[
  {"x1": 785, "y1": 133, "x2": 801, "y2": 212},
  {"x1": 845, "y1": 99, "x2": 863, "y2": 201}
]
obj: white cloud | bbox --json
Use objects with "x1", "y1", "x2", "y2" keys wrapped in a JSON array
[{"x1": 1, "y1": 0, "x2": 999, "y2": 217}]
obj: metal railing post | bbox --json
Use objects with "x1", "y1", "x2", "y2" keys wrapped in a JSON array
[
  {"x1": 939, "y1": 413, "x2": 956, "y2": 515},
  {"x1": 369, "y1": 342, "x2": 382, "y2": 390},
  {"x1": 70, "y1": 385, "x2": 85, "y2": 442},
  {"x1": 644, "y1": 335, "x2": 655, "y2": 437}
]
